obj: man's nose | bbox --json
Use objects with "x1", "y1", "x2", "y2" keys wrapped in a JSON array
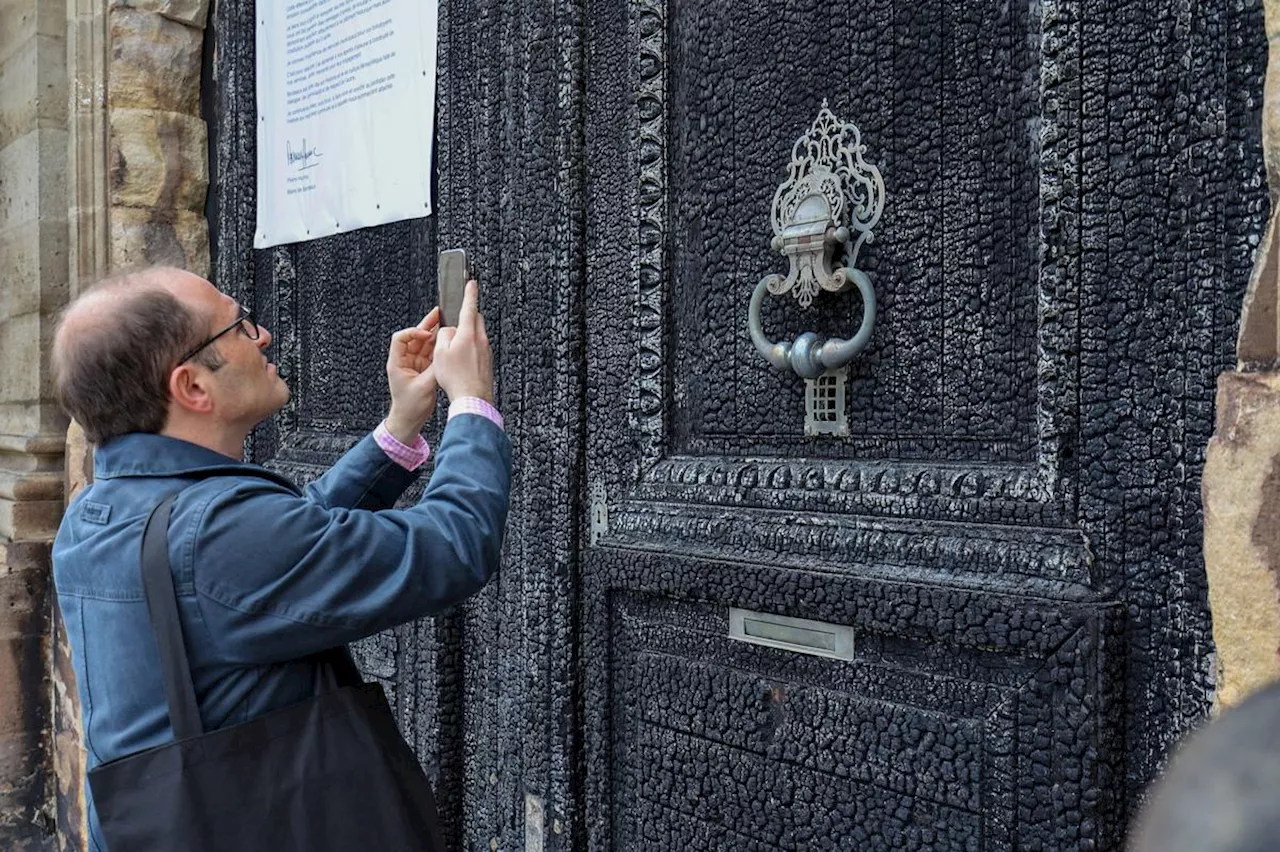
[{"x1": 256, "y1": 326, "x2": 273, "y2": 348}]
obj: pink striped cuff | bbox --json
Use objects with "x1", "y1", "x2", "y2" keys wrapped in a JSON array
[
  {"x1": 447, "y1": 397, "x2": 504, "y2": 430},
  {"x1": 374, "y1": 422, "x2": 432, "y2": 471}
]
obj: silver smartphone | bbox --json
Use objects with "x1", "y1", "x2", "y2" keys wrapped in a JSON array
[{"x1": 437, "y1": 249, "x2": 469, "y2": 327}]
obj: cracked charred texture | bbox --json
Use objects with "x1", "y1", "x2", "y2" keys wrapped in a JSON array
[
  {"x1": 212, "y1": 0, "x2": 1264, "y2": 848},
  {"x1": 669, "y1": 0, "x2": 1041, "y2": 464},
  {"x1": 0, "y1": 542, "x2": 54, "y2": 850},
  {"x1": 584, "y1": 552, "x2": 1122, "y2": 851},
  {"x1": 1076, "y1": 0, "x2": 1267, "y2": 802},
  {"x1": 585, "y1": 0, "x2": 1264, "y2": 849},
  {"x1": 211, "y1": 0, "x2": 472, "y2": 846}
]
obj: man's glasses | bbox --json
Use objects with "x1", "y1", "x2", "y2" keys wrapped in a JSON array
[{"x1": 178, "y1": 304, "x2": 260, "y2": 365}]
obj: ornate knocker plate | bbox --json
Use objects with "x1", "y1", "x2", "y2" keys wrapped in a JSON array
[{"x1": 748, "y1": 102, "x2": 885, "y2": 380}]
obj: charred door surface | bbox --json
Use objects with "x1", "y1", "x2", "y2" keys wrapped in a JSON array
[
  {"x1": 209, "y1": 2, "x2": 500, "y2": 848},
  {"x1": 212, "y1": 0, "x2": 1267, "y2": 849},
  {"x1": 579, "y1": 0, "x2": 1265, "y2": 849}
]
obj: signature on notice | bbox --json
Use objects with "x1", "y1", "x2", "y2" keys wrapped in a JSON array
[{"x1": 286, "y1": 138, "x2": 322, "y2": 171}]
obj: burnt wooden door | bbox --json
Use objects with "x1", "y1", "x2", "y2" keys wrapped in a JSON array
[
  {"x1": 570, "y1": 0, "x2": 1266, "y2": 850},
  {"x1": 212, "y1": 0, "x2": 1267, "y2": 849}
]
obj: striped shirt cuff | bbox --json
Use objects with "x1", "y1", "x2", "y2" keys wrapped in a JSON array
[
  {"x1": 373, "y1": 421, "x2": 432, "y2": 471},
  {"x1": 448, "y1": 397, "x2": 504, "y2": 430}
]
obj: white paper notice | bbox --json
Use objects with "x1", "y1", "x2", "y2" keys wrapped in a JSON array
[{"x1": 255, "y1": 0, "x2": 438, "y2": 248}]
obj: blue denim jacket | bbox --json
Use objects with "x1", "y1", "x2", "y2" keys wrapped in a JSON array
[{"x1": 52, "y1": 414, "x2": 512, "y2": 851}]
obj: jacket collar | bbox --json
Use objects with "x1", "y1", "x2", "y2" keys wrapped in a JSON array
[{"x1": 93, "y1": 433, "x2": 257, "y2": 479}]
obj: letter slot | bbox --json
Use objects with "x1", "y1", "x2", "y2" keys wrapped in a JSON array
[{"x1": 729, "y1": 607, "x2": 855, "y2": 661}]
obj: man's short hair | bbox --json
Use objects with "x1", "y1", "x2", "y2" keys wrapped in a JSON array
[
  {"x1": 1129, "y1": 680, "x2": 1280, "y2": 852},
  {"x1": 52, "y1": 270, "x2": 222, "y2": 444}
]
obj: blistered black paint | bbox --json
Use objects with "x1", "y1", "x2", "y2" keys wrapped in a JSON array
[{"x1": 214, "y1": 0, "x2": 1268, "y2": 848}]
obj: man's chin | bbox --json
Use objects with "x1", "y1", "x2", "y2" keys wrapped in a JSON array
[{"x1": 267, "y1": 378, "x2": 291, "y2": 414}]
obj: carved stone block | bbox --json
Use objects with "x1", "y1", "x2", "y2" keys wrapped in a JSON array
[
  {"x1": 107, "y1": 8, "x2": 202, "y2": 115},
  {"x1": 109, "y1": 107, "x2": 208, "y2": 212},
  {"x1": 109, "y1": 204, "x2": 209, "y2": 276}
]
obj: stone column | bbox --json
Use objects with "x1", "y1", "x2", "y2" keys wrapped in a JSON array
[
  {"x1": 0, "y1": 0, "x2": 70, "y2": 847},
  {"x1": 1203, "y1": 0, "x2": 1280, "y2": 707},
  {"x1": 32, "y1": 2, "x2": 212, "y2": 850},
  {"x1": 49, "y1": 3, "x2": 110, "y2": 847}
]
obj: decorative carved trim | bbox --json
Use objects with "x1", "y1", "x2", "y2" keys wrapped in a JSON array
[
  {"x1": 271, "y1": 430, "x2": 365, "y2": 475},
  {"x1": 269, "y1": 249, "x2": 303, "y2": 444},
  {"x1": 632, "y1": 0, "x2": 667, "y2": 470},
  {"x1": 1033, "y1": 0, "x2": 1082, "y2": 510},
  {"x1": 605, "y1": 501, "x2": 1092, "y2": 587},
  {"x1": 636, "y1": 456, "x2": 1055, "y2": 520},
  {"x1": 68, "y1": 0, "x2": 111, "y2": 289}
]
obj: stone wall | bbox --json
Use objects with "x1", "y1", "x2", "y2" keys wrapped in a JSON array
[
  {"x1": 107, "y1": 0, "x2": 210, "y2": 275},
  {"x1": 45, "y1": 3, "x2": 212, "y2": 850},
  {"x1": 0, "y1": 0, "x2": 211, "y2": 848},
  {"x1": 0, "y1": 0, "x2": 70, "y2": 847},
  {"x1": 1204, "y1": 0, "x2": 1280, "y2": 709}
]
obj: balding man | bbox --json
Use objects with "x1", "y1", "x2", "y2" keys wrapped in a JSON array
[{"x1": 51, "y1": 267, "x2": 511, "y2": 851}]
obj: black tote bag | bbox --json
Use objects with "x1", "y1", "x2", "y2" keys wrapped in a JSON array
[{"x1": 87, "y1": 493, "x2": 447, "y2": 851}]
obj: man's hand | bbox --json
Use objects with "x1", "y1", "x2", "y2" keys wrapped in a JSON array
[
  {"x1": 433, "y1": 280, "x2": 495, "y2": 404},
  {"x1": 385, "y1": 307, "x2": 442, "y2": 443}
]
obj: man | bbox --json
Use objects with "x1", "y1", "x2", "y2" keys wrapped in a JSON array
[{"x1": 51, "y1": 266, "x2": 511, "y2": 851}]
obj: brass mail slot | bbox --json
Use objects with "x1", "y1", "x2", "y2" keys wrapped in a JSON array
[{"x1": 728, "y1": 608, "x2": 855, "y2": 661}]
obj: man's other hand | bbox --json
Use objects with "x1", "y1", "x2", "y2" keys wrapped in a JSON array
[
  {"x1": 433, "y1": 281, "x2": 495, "y2": 404},
  {"x1": 385, "y1": 307, "x2": 442, "y2": 443}
]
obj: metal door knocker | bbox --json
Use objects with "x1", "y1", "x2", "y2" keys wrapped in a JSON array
[{"x1": 748, "y1": 101, "x2": 885, "y2": 382}]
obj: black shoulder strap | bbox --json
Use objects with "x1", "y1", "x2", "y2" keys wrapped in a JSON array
[
  {"x1": 318, "y1": 645, "x2": 365, "y2": 689},
  {"x1": 140, "y1": 493, "x2": 204, "y2": 740},
  {"x1": 140, "y1": 487, "x2": 363, "y2": 742}
]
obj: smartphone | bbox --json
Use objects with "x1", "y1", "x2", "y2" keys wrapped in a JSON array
[{"x1": 437, "y1": 248, "x2": 469, "y2": 327}]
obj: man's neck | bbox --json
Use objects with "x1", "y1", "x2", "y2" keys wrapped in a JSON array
[{"x1": 159, "y1": 420, "x2": 248, "y2": 460}]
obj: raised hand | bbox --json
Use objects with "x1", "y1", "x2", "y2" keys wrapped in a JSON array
[
  {"x1": 385, "y1": 306, "x2": 442, "y2": 443},
  {"x1": 432, "y1": 280, "x2": 494, "y2": 404}
]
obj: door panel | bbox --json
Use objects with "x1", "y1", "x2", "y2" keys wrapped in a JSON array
[
  {"x1": 211, "y1": 1, "x2": 477, "y2": 847},
  {"x1": 666, "y1": 0, "x2": 1041, "y2": 459},
  {"x1": 585, "y1": 0, "x2": 1078, "y2": 584},
  {"x1": 586, "y1": 552, "x2": 1119, "y2": 850},
  {"x1": 582, "y1": 0, "x2": 1264, "y2": 848}
]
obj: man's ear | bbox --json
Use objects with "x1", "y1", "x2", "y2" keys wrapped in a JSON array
[{"x1": 169, "y1": 364, "x2": 215, "y2": 415}]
